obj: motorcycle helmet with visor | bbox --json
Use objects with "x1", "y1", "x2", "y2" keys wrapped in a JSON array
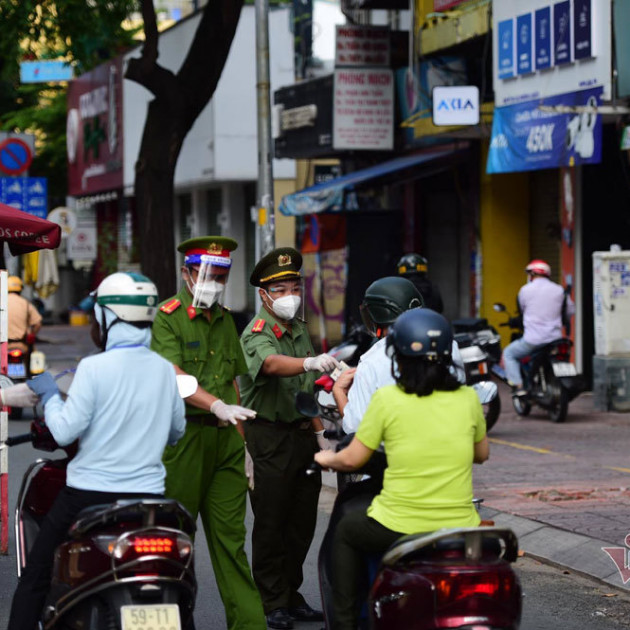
[
  {"x1": 94, "y1": 272, "x2": 159, "y2": 325},
  {"x1": 386, "y1": 308, "x2": 452, "y2": 360},
  {"x1": 360, "y1": 276, "x2": 424, "y2": 338}
]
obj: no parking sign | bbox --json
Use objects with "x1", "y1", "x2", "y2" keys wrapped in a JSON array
[{"x1": 0, "y1": 138, "x2": 33, "y2": 175}]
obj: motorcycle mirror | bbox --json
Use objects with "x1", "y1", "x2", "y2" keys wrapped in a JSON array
[
  {"x1": 176, "y1": 375, "x2": 198, "y2": 399},
  {"x1": 472, "y1": 381, "x2": 498, "y2": 405},
  {"x1": 295, "y1": 391, "x2": 320, "y2": 418},
  {"x1": 493, "y1": 303, "x2": 506, "y2": 312}
]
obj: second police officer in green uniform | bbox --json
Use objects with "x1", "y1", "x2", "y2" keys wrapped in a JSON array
[
  {"x1": 151, "y1": 236, "x2": 266, "y2": 630},
  {"x1": 240, "y1": 247, "x2": 340, "y2": 630}
]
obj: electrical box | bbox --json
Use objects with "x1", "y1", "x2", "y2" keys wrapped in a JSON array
[{"x1": 592, "y1": 251, "x2": 630, "y2": 355}]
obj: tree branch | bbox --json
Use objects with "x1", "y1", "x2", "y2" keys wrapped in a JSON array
[{"x1": 140, "y1": 0, "x2": 159, "y2": 69}]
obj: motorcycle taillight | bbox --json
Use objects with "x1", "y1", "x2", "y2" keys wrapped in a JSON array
[
  {"x1": 105, "y1": 532, "x2": 193, "y2": 561},
  {"x1": 433, "y1": 570, "x2": 514, "y2": 606},
  {"x1": 8, "y1": 349, "x2": 23, "y2": 359}
]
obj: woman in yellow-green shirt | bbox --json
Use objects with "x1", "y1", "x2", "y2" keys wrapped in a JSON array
[{"x1": 315, "y1": 308, "x2": 489, "y2": 630}]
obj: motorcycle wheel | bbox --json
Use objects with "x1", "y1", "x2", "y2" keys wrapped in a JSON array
[
  {"x1": 512, "y1": 395, "x2": 531, "y2": 416},
  {"x1": 483, "y1": 395, "x2": 501, "y2": 431},
  {"x1": 548, "y1": 383, "x2": 569, "y2": 423}
]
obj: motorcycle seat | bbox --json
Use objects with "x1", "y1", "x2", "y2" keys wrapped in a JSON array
[
  {"x1": 452, "y1": 318, "x2": 489, "y2": 333},
  {"x1": 70, "y1": 498, "x2": 196, "y2": 538}
]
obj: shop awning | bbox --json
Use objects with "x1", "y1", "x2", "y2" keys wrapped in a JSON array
[{"x1": 278, "y1": 146, "x2": 459, "y2": 216}]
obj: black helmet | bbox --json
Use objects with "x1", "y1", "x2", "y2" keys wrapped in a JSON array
[
  {"x1": 386, "y1": 308, "x2": 452, "y2": 359},
  {"x1": 397, "y1": 253, "x2": 428, "y2": 276},
  {"x1": 360, "y1": 276, "x2": 424, "y2": 337}
]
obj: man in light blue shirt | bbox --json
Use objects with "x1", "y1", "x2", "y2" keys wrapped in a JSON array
[{"x1": 8, "y1": 272, "x2": 186, "y2": 630}]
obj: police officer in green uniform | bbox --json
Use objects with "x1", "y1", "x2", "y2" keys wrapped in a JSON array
[
  {"x1": 151, "y1": 236, "x2": 266, "y2": 630},
  {"x1": 240, "y1": 247, "x2": 340, "y2": 630}
]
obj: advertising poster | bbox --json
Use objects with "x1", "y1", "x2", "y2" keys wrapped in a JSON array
[{"x1": 487, "y1": 87, "x2": 603, "y2": 174}]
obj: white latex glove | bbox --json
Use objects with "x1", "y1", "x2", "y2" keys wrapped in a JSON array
[
  {"x1": 303, "y1": 354, "x2": 341, "y2": 373},
  {"x1": 210, "y1": 400, "x2": 257, "y2": 426},
  {"x1": 245, "y1": 448, "x2": 255, "y2": 491},
  {"x1": 315, "y1": 429, "x2": 331, "y2": 451},
  {"x1": 1, "y1": 384, "x2": 39, "y2": 408}
]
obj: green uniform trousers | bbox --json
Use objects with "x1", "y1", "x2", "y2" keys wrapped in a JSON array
[
  {"x1": 163, "y1": 422, "x2": 266, "y2": 630},
  {"x1": 244, "y1": 421, "x2": 322, "y2": 614}
]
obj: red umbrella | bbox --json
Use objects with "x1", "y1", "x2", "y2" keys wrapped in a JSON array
[{"x1": 0, "y1": 202, "x2": 61, "y2": 255}]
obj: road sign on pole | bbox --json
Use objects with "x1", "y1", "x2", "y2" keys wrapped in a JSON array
[{"x1": 0, "y1": 138, "x2": 33, "y2": 176}]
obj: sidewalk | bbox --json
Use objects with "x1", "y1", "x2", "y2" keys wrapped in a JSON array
[{"x1": 39, "y1": 323, "x2": 630, "y2": 591}]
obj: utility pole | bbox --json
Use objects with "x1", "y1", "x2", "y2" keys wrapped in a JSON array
[{"x1": 254, "y1": 0, "x2": 275, "y2": 258}]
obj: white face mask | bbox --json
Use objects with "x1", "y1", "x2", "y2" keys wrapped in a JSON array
[
  {"x1": 192, "y1": 279, "x2": 225, "y2": 308},
  {"x1": 266, "y1": 292, "x2": 301, "y2": 320}
]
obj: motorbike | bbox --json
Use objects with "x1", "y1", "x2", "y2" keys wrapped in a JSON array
[
  {"x1": 6, "y1": 333, "x2": 46, "y2": 419},
  {"x1": 327, "y1": 321, "x2": 375, "y2": 368},
  {"x1": 492, "y1": 303, "x2": 586, "y2": 423},
  {"x1": 452, "y1": 317, "x2": 503, "y2": 431},
  {"x1": 5, "y1": 376, "x2": 198, "y2": 629},
  {"x1": 303, "y1": 386, "x2": 522, "y2": 630}
]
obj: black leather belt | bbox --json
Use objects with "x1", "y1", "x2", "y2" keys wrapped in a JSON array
[
  {"x1": 186, "y1": 414, "x2": 219, "y2": 427},
  {"x1": 252, "y1": 417, "x2": 311, "y2": 430}
]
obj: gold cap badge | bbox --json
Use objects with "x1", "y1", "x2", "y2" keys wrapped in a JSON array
[
  {"x1": 278, "y1": 254, "x2": 292, "y2": 266},
  {"x1": 208, "y1": 242, "x2": 222, "y2": 254}
]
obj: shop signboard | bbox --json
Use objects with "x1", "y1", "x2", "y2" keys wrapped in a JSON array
[
  {"x1": 20, "y1": 60, "x2": 73, "y2": 83},
  {"x1": 67, "y1": 57, "x2": 123, "y2": 196},
  {"x1": 335, "y1": 24, "x2": 390, "y2": 68},
  {"x1": 492, "y1": 0, "x2": 611, "y2": 107},
  {"x1": 333, "y1": 68, "x2": 394, "y2": 151},
  {"x1": 486, "y1": 87, "x2": 603, "y2": 174},
  {"x1": 67, "y1": 226, "x2": 97, "y2": 260}
]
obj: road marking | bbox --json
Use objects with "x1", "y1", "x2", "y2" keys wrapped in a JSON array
[
  {"x1": 604, "y1": 466, "x2": 630, "y2": 475},
  {"x1": 488, "y1": 437, "x2": 575, "y2": 458}
]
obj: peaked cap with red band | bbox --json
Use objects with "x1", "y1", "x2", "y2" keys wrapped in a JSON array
[{"x1": 178, "y1": 236, "x2": 237, "y2": 267}]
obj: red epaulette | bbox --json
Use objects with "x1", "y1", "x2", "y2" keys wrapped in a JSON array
[
  {"x1": 272, "y1": 323, "x2": 283, "y2": 339},
  {"x1": 251, "y1": 319, "x2": 266, "y2": 333},
  {"x1": 160, "y1": 298, "x2": 181, "y2": 314}
]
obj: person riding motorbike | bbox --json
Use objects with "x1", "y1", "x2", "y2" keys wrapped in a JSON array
[
  {"x1": 396, "y1": 253, "x2": 444, "y2": 313},
  {"x1": 333, "y1": 276, "x2": 465, "y2": 436},
  {"x1": 315, "y1": 308, "x2": 489, "y2": 629},
  {"x1": 7, "y1": 275, "x2": 42, "y2": 356},
  {"x1": 7, "y1": 271, "x2": 186, "y2": 630},
  {"x1": 503, "y1": 260, "x2": 575, "y2": 397}
]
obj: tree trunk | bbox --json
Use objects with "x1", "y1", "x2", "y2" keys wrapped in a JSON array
[{"x1": 127, "y1": 0, "x2": 244, "y2": 299}]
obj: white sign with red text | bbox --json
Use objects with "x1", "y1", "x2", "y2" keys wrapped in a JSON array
[
  {"x1": 67, "y1": 226, "x2": 97, "y2": 260},
  {"x1": 335, "y1": 24, "x2": 390, "y2": 68},
  {"x1": 333, "y1": 69, "x2": 394, "y2": 151}
]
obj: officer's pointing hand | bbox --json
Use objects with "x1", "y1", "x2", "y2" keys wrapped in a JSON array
[
  {"x1": 211, "y1": 400, "x2": 257, "y2": 425},
  {"x1": 303, "y1": 353, "x2": 341, "y2": 374}
]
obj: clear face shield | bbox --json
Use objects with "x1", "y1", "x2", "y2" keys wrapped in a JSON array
[
  {"x1": 186, "y1": 254, "x2": 232, "y2": 309},
  {"x1": 262, "y1": 278, "x2": 305, "y2": 321}
]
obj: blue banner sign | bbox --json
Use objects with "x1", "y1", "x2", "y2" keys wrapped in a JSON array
[
  {"x1": 498, "y1": 19, "x2": 515, "y2": 79},
  {"x1": 554, "y1": 1, "x2": 572, "y2": 65},
  {"x1": 535, "y1": 7, "x2": 552, "y2": 70},
  {"x1": 573, "y1": 0, "x2": 592, "y2": 59},
  {"x1": 0, "y1": 177, "x2": 48, "y2": 219},
  {"x1": 487, "y1": 87, "x2": 603, "y2": 174},
  {"x1": 516, "y1": 13, "x2": 533, "y2": 75},
  {"x1": 20, "y1": 60, "x2": 73, "y2": 83}
]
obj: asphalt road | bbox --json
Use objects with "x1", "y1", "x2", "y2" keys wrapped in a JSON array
[{"x1": 2, "y1": 325, "x2": 630, "y2": 628}]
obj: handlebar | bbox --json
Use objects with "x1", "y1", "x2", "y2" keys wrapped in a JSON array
[
  {"x1": 306, "y1": 461, "x2": 322, "y2": 476},
  {"x1": 5, "y1": 432, "x2": 35, "y2": 447}
]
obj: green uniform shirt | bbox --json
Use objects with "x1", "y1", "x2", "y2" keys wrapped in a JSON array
[
  {"x1": 240, "y1": 307, "x2": 316, "y2": 422},
  {"x1": 151, "y1": 286, "x2": 247, "y2": 416},
  {"x1": 357, "y1": 385, "x2": 486, "y2": 535}
]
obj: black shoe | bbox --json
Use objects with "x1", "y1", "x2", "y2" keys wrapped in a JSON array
[
  {"x1": 266, "y1": 608, "x2": 294, "y2": 630},
  {"x1": 288, "y1": 603, "x2": 324, "y2": 622}
]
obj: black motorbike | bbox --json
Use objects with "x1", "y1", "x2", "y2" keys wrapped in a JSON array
[
  {"x1": 492, "y1": 303, "x2": 586, "y2": 423},
  {"x1": 452, "y1": 318, "x2": 503, "y2": 431}
]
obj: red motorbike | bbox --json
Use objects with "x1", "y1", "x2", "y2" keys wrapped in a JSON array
[{"x1": 7, "y1": 419, "x2": 197, "y2": 630}]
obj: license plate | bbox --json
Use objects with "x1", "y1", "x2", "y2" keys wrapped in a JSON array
[
  {"x1": 552, "y1": 362, "x2": 577, "y2": 377},
  {"x1": 7, "y1": 363, "x2": 25, "y2": 378},
  {"x1": 121, "y1": 604, "x2": 181, "y2": 630}
]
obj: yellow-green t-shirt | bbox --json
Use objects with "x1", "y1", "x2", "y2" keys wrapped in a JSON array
[{"x1": 356, "y1": 385, "x2": 486, "y2": 535}]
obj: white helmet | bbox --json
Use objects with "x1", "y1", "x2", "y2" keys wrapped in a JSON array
[{"x1": 95, "y1": 272, "x2": 158, "y2": 324}]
